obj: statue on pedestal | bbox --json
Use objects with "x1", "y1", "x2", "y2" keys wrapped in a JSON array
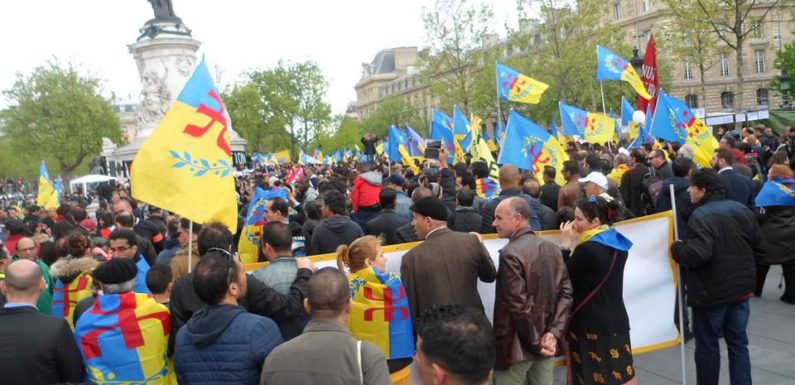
[{"x1": 148, "y1": 0, "x2": 176, "y2": 20}]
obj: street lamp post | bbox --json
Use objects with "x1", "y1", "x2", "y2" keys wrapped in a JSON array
[
  {"x1": 780, "y1": 70, "x2": 791, "y2": 109},
  {"x1": 631, "y1": 47, "x2": 644, "y2": 76}
]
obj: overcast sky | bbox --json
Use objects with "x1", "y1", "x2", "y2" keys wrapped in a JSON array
[{"x1": 0, "y1": 0, "x2": 521, "y2": 115}]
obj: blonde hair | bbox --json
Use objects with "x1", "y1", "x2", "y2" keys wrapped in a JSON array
[{"x1": 336, "y1": 235, "x2": 383, "y2": 273}]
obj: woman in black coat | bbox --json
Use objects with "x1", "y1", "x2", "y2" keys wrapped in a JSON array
[
  {"x1": 754, "y1": 164, "x2": 795, "y2": 304},
  {"x1": 561, "y1": 196, "x2": 636, "y2": 385}
]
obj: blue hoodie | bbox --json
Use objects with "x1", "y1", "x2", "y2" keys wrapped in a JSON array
[{"x1": 174, "y1": 304, "x2": 283, "y2": 385}]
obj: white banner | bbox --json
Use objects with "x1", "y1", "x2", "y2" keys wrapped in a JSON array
[{"x1": 246, "y1": 212, "x2": 680, "y2": 378}]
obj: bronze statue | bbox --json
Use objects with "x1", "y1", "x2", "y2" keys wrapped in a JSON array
[{"x1": 147, "y1": 0, "x2": 176, "y2": 20}]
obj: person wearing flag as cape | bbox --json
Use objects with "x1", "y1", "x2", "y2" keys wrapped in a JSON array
[
  {"x1": 560, "y1": 196, "x2": 636, "y2": 385},
  {"x1": 337, "y1": 235, "x2": 414, "y2": 385},
  {"x1": 753, "y1": 164, "x2": 795, "y2": 304}
]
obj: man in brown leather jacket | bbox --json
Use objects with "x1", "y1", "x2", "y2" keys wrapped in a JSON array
[{"x1": 491, "y1": 197, "x2": 573, "y2": 385}]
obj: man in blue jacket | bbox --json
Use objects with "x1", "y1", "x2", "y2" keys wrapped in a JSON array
[{"x1": 175, "y1": 250, "x2": 285, "y2": 385}]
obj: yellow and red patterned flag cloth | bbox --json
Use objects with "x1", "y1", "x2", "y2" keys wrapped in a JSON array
[
  {"x1": 74, "y1": 292, "x2": 171, "y2": 384},
  {"x1": 131, "y1": 58, "x2": 237, "y2": 231}
]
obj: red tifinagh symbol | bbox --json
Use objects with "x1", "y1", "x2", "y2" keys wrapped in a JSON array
[
  {"x1": 529, "y1": 144, "x2": 551, "y2": 174},
  {"x1": 363, "y1": 286, "x2": 408, "y2": 322},
  {"x1": 183, "y1": 90, "x2": 231, "y2": 156},
  {"x1": 501, "y1": 73, "x2": 516, "y2": 90},
  {"x1": 512, "y1": 78, "x2": 528, "y2": 93},
  {"x1": 53, "y1": 275, "x2": 90, "y2": 317},
  {"x1": 80, "y1": 294, "x2": 170, "y2": 359}
]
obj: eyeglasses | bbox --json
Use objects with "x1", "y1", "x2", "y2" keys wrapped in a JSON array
[
  {"x1": 109, "y1": 245, "x2": 131, "y2": 252},
  {"x1": 207, "y1": 247, "x2": 236, "y2": 284},
  {"x1": 17, "y1": 246, "x2": 36, "y2": 252}
]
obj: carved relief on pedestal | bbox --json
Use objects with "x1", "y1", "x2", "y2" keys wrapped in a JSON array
[{"x1": 137, "y1": 65, "x2": 171, "y2": 125}]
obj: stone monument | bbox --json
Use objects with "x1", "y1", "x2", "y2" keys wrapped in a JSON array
[{"x1": 108, "y1": 0, "x2": 245, "y2": 165}]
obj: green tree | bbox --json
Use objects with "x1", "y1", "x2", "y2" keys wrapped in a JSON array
[
  {"x1": 1, "y1": 60, "x2": 121, "y2": 177},
  {"x1": 773, "y1": 41, "x2": 795, "y2": 103},
  {"x1": 692, "y1": 0, "x2": 781, "y2": 125},
  {"x1": 660, "y1": 0, "x2": 720, "y2": 112},
  {"x1": 224, "y1": 60, "x2": 331, "y2": 156},
  {"x1": 421, "y1": 0, "x2": 494, "y2": 114},
  {"x1": 362, "y1": 95, "x2": 425, "y2": 138},
  {"x1": 504, "y1": 0, "x2": 630, "y2": 125}
]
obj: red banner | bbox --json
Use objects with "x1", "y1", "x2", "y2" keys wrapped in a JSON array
[{"x1": 637, "y1": 35, "x2": 659, "y2": 114}]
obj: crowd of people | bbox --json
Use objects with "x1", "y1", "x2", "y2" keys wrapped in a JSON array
[{"x1": 0, "y1": 124, "x2": 793, "y2": 385}]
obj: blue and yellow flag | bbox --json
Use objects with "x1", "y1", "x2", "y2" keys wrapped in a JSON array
[
  {"x1": 559, "y1": 103, "x2": 615, "y2": 144},
  {"x1": 52, "y1": 272, "x2": 94, "y2": 329},
  {"x1": 405, "y1": 125, "x2": 426, "y2": 157},
  {"x1": 37, "y1": 161, "x2": 59, "y2": 210},
  {"x1": 649, "y1": 90, "x2": 718, "y2": 168},
  {"x1": 453, "y1": 106, "x2": 472, "y2": 162},
  {"x1": 74, "y1": 292, "x2": 171, "y2": 385},
  {"x1": 756, "y1": 177, "x2": 795, "y2": 207},
  {"x1": 239, "y1": 187, "x2": 288, "y2": 264},
  {"x1": 475, "y1": 177, "x2": 500, "y2": 200},
  {"x1": 273, "y1": 149, "x2": 291, "y2": 163},
  {"x1": 387, "y1": 125, "x2": 408, "y2": 163},
  {"x1": 348, "y1": 267, "x2": 414, "y2": 360},
  {"x1": 496, "y1": 62, "x2": 549, "y2": 104},
  {"x1": 596, "y1": 45, "x2": 651, "y2": 100},
  {"x1": 131, "y1": 58, "x2": 237, "y2": 231},
  {"x1": 499, "y1": 111, "x2": 568, "y2": 185},
  {"x1": 430, "y1": 110, "x2": 456, "y2": 162}
]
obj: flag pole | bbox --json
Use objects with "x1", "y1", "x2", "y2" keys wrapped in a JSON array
[
  {"x1": 187, "y1": 221, "x2": 194, "y2": 273},
  {"x1": 495, "y1": 62, "x2": 506, "y2": 150},
  {"x1": 599, "y1": 81, "x2": 608, "y2": 114},
  {"x1": 669, "y1": 184, "x2": 687, "y2": 385}
]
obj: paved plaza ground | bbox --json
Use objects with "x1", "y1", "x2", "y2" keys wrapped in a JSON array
[{"x1": 554, "y1": 265, "x2": 795, "y2": 384}]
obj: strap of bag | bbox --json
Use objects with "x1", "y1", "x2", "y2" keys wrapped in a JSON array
[
  {"x1": 357, "y1": 340, "x2": 363, "y2": 385},
  {"x1": 572, "y1": 250, "x2": 618, "y2": 315}
]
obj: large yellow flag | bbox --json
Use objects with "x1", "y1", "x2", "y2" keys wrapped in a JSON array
[
  {"x1": 131, "y1": 58, "x2": 237, "y2": 231},
  {"x1": 37, "y1": 161, "x2": 59, "y2": 210}
]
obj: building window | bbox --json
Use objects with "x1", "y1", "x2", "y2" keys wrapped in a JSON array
[
  {"x1": 614, "y1": 2, "x2": 622, "y2": 20},
  {"x1": 684, "y1": 62, "x2": 694, "y2": 80},
  {"x1": 685, "y1": 94, "x2": 699, "y2": 108},
  {"x1": 721, "y1": 91, "x2": 734, "y2": 109},
  {"x1": 755, "y1": 49, "x2": 765, "y2": 73},
  {"x1": 757, "y1": 88, "x2": 769, "y2": 106},
  {"x1": 643, "y1": 30, "x2": 651, "y2": 44},
  {"x1": 719, "y1": 53, "x2": 730, "y2": 77},
  {"x1": 752, "y1": 19, "x2": 763, "y2": 39},
  {"x1": 641, "y1": 0, "x2": 650, "y2": 12}
]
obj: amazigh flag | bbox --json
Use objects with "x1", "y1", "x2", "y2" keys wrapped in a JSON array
[
  {"x1": 496, "y1": 62, "x2": 549, "y2": 104},
  {"x1": 131, "y1": 58, "x2": 237, "y2": 231},
  {"x1": 475, "y1": 177, "x2": 499, "y2": 199},
  {"x1": 622, "y1": 97, "x2": 639, "y2": 141},
  {"x1": 559, "y1": 103, "x2": 615, "y2": 144},
  {"x1": 755, "y1": 177, "x2": 795, "y2": 207},
  {"x1": 37, "y1": 161, "x2": 59, "y2": 210},
  {"x1": 52, "y1": 272, "x2": 94, "y2": 329},
  {"x1": 74, "y1": 293, "x2": 171, "y2": 384},
  {"x1": 649, "y1": 90, "x2": 718, "y2": 168},
  {"x1": 238, "y1": 187, "x2": 288, "y2": 264},
  {"x1": 596, "y1": 45, "x2": 652, "y2": 100},
  {"x1": 405, "y1": 125, "x2": 426, "y2": 157},
  {"x1": 500, "y1": 110, "x2": 568, "y2": 186},
  {"x1": 348, "y1": 267, "x2": 414, "y2": 360},
  {"x1": 430, "y1": 110, "x2": 455, "y2": 163}
]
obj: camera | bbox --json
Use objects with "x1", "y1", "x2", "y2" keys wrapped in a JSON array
[{"x1": 424, "y1": 139, "x2": 442, "y2": 160}]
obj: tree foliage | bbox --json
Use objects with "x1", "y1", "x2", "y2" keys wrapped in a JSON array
[
  {"x1": 310, "y1": 115, "x2": 364, "y2": 153},
  {"x1": 421, "y1": 0, "x2": 494, "y2": 114},
  {"x1": 224, "y1": 60, "x2": 332, "y2": 155},
  {"x1": 0, "y1": 60, "x2": 121, "y2": 177},
  {"x1": 361, "y1": 95, "x2": 426, "y2": 138},
  {"x1": 659, "y1": 0, "x2": 720, "y2": 111},
  {"x1": 773, "y1": 41, "x2": 795, "y2": 102},
  {"x1": 503, "y1": 0, "x2": 632, "y2": 125},
  {"x1": 691, "y1": 0, "x2": 781, "y2": 117}
]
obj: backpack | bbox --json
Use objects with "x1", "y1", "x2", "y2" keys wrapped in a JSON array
[{"x1": 642, "y1": 168, "x2": 664, "y2": 211}]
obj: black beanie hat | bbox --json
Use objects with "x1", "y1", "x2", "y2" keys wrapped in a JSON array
[
  {"x1": 409, "y1": 196, "x2": 448, "y2": 221},
  {"x1": 93, "y1": 258, "x2": 137, "y2": 285}
]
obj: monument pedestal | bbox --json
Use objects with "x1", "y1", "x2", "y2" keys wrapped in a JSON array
[{"x1": 108, "y1": 18, "x2": 245, "y2": 166}]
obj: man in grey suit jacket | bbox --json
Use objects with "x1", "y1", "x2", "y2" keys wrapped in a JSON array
[{"x1": 400, "y1": 197, "x2": 497, "y2": 326}]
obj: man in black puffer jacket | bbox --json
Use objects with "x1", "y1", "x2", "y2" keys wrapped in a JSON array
[{"x1": 671, "y1": 168, "x2": 767, "y2": 385}]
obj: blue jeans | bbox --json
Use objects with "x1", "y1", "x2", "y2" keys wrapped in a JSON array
[{"x1": 691, "y1": 299, "x2": 752, "y2": 385}]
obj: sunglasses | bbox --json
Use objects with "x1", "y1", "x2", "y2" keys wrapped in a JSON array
[{"x1": 207, "y1": 247, "x2": 237, "y2": 284}]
